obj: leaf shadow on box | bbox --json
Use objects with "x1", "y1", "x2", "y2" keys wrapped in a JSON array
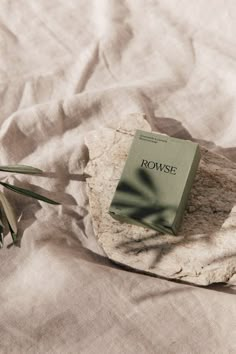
[{"x1": 111, "y1": 116, "x2": 236, "y2": 294}]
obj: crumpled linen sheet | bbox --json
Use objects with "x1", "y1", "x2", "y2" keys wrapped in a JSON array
[{"x1": 0, "y1": 1, "x2": 235, "y2": 353}]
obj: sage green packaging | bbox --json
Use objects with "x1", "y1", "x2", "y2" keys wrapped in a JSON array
[{"x1": 108, "y1": 129, "x2": 201, "y2": 235}]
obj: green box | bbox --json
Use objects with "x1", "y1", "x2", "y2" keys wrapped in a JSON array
[{"x1": 108, "y1": 129, "x2": 201, "y2": 235}]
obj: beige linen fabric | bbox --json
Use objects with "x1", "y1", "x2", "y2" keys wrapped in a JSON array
[{"x1": 0, "y1": 1, "x2": 235, "y2": 353}]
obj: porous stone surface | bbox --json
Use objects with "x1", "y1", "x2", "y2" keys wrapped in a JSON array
[{"x1": 84, "y1": 113, "x2": 236, "y2": 286}]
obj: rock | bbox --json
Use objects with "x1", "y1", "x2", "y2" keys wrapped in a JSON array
[{"x1": 84, "y1": 113, "x2": 236, "y2": 286}]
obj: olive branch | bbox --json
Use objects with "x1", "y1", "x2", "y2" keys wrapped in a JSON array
[{"x1": 0, "y1": 164, "x2": 60, "y2": 248}]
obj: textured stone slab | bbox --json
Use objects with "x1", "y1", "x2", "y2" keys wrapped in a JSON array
[{"x1": 84, "y1": 113, "x2": 236, "y2": 286}]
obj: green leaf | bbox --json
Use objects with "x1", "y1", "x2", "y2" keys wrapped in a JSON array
[
  {"x1": 0, "y1": 233, "x2": 3, "y2": 248},
  {"x1": 7, "y1": 221, "x2": 19, "y2": 246},
  {"x1": 0, "y1": 182, "x2": 60, "y2": 205},
  {"x1": 0, "y1": 191, "x2": 17, "y2": 233},
  {"x1": 8, "y1": 226, "x2": 17, "y2": 242},
  {"x1": 0, "y1": 218, "x2": 4, "y2": 229},
  {"x1": 0, "y1": 164, "x2": 43, "y2": 175}
]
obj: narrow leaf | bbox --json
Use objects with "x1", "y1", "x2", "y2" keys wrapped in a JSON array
[
  {"x1": 0, "y1": 191, "x2": 17, "y2": 233},
  {"x1": 9, "y1": 228, "x2": 17, "y2": 243},
  {"x1": 0, "y1": 164, "x2": 43, "y2": 175},
  {"x1": 0, "y1": 182, "x2": 60, "y2": 205},
  {"x1": 0, "y1": 233, "x2": 3, "y2": 248},
  {"x1": 7, "y1": 221, "x2": 20, "y2": 248}
]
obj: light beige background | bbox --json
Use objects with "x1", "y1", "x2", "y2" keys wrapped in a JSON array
[{"x1": 0, "y1": 1, "x2": 235, "y2": 353}]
